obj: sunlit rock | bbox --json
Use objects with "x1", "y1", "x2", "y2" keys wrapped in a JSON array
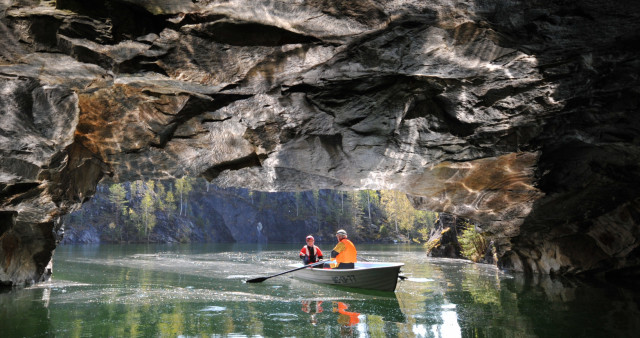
[{"x1": 2, "y1": 0, "x2": 640, "y2": 286}]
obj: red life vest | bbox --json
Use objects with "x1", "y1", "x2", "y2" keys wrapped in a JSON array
[{"x1": 300, "y1": 245, "x2": 323, "y2": 262}]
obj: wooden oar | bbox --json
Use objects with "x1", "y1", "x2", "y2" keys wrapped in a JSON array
[{"x1": 245, "y1": 261, "x2": 325, "y2": 283}]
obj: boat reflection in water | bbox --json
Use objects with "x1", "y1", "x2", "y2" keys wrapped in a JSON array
[
  {"x1": 299, "y1": 292, "x2": 406, "y2": 334},
  {"x1": 333, "y1": 301, "x2": 361, "y2": 326},
  {"x1": 300, "y1": 300, "x2": 324, "y2": 325}
]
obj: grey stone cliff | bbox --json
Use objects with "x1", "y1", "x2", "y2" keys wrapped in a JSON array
[{"x1": 1, "y1": 0, "x2": 639, "y2": 285}]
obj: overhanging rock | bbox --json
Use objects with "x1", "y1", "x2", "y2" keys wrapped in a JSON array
[{"x1": 1, "y1": 0, "x2": 640, "y2": 286}]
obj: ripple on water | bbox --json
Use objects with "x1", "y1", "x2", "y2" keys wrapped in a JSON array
[
  {"x1": 268, "y1": 313, "x2": 298, "y2": 322},
  {"x1": 27, "y1": 280, "x2": 91, "y2": 289},
  {"x1": 201, "y1": 306, "x2": 226, "y2": 312},
  {"x1": 44, "y1": 285, "x2": 292, "y2": 305},
  {"x1": 226, "y1": 275, "x2": 253, "y2": 279}
]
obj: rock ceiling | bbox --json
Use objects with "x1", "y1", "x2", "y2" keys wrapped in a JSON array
[{"x1": 1, "y1": 0, "x2": 640, "y2": 286}]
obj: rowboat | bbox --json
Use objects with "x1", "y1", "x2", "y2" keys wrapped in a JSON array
[{"x1": 290, "y1": 262, "x2": 404, "y2": 292}]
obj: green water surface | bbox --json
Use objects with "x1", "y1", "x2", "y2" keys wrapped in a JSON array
[{"x1": 1, "y1": 243, "x2": 638, "y2": 337}]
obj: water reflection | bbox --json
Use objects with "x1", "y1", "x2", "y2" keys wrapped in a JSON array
[
  {"x1": 0, "y1": 285, "x2": 52, "y2": 337},
  {"x1": 301, "y1": 300, "x2": 323, "y2": 325},
  {"x1": 333, "y1": 301, "x2": 360, "y2": 326},
  {"x1": 297, "y1": 298, "x2": 407, "y2": 336},
  {"x1": 1, "y1": 244, "x2": 640, "y2": 337}
]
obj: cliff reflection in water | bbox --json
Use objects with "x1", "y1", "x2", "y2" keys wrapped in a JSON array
[
  {"x1": 401, "y1": 256, "x2": 640, "y2": 337},
  {"x1": 1, "y1": 244, "x2": 639, "y2": 337}
]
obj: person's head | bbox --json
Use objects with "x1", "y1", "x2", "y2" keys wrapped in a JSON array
[
  {"x1": 336, "y1": 229, "x2": 347, "y2": 240},
  {"x1": 306, "y1": 235, "x2": 314, "y2": 245}
]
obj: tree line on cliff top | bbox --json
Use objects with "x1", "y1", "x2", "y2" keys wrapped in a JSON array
[{"x1": 64, "y1": 177, "x2": 440, "y2": 244}]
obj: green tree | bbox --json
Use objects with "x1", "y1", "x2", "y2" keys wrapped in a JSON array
[
  {"x1": 140, "y1": 191, "x2": 156, "y2": 243},
  {"x1": 108, "y1": 183, "x2": 128, "y2": 242},
  {"x1": 154, "y1": 180, "x2": 166, "y2": 210},
  {"x1": 346, "y1": 191, "x2": 363, "y2": 236},
  {"x1": 379, "y1": 224, "x2": 389, "y2": 238},
  {"x1": 415, "y1": 210, "x2": 438, "y2": 243},
  {"x1": 380, "y1": 190, "x2": 400, "y2": 233},
  {"x1": 380, "y1": 190, "x2": 416, "y2": 235},
  {"x1": 164, "y1": 190, "x2": 176, "y2": 213},
  {"x1": 126, "y1": 207, "x2": 141, "y2": 241},
  {"x1": 145, "y1": 180, "x2": 155, "y2": 193},
  {"x1": 459, "y1": 221, "x2": 488, "y2": 262},
  {"x1": 362, "y1": 190, "x2": 379, "y2": 226},
  {"x1": 175, "y1": 177, "x2": 193, "y2": 216}
]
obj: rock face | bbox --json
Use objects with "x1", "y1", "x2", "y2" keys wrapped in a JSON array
[
  {"x1": 1, "y1": 0, "x2": 639, "y2": 285},
  {"x1": 425, "y1": 213, "x2": 463, "y2": 259}
]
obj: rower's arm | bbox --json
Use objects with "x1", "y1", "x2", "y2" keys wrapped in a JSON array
[{"x1": 330, "y1": 242, "x2": 346, "y2": 259}]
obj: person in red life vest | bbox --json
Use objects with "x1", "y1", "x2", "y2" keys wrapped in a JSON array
[
  {"x1": 301, "y1": 300, "x2": 324, "y2": 325},
  {"x1": 301, "y1": 300, "x2": 324, "y2": 314},
  {"x1": 329, "y1": 229, "x2": 357, "y2": 269},
  {"x1": 299, "y1": 235, "x2": 323, "y2": 265}
]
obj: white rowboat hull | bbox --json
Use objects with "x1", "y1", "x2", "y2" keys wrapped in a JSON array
[{"x1": 291, "y1": 262, "x2": 404, "y2": 292}]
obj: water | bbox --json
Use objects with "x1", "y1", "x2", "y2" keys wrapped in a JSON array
[{"x1": 1, "y1": 243, "x2": 639, "y2": 337}]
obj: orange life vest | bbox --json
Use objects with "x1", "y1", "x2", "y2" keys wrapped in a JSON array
[{"x1": 333, "y1": 238, "x2": 356, "y2": 267}]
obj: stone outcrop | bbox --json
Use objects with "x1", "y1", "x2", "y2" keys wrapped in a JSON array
[
  {"x1": 425, "y1": 213, "x2": 463, "y2": 259},
  {"x1": 1, "y1": 0, "x2": 640, "y2": 286}
]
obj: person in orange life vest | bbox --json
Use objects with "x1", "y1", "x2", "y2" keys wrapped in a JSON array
[
  {"x1": 329, "y1": 229, "x2": 357, "y2": 269},
  {"x1": 299, "y1": 235, "x2": 323, "y2": 265}
]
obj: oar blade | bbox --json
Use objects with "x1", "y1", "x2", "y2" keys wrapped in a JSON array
[{"x1": 245, "y1": 277, "x2": 267, "y2": 283}]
